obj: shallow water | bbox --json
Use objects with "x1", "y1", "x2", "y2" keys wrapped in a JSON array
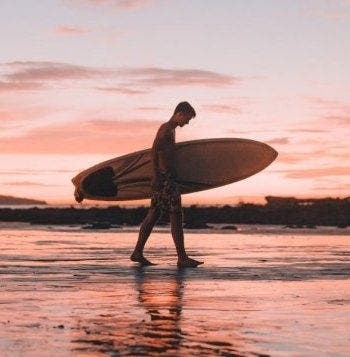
[{"x1": 0, "y1": 227, "x2": 349, "y2": 356}]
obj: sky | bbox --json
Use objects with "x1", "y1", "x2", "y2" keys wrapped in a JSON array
[{"x1": 0, "y1": 0, "x2": 349, "y2": 205}]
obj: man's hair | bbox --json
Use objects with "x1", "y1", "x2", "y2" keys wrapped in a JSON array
[{"x1": 174, "y1": 101, "x2": 196, "y2": 118}]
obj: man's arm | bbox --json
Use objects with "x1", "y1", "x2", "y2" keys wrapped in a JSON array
[
  {"x1": 159, "y1": 145, "x2": 176, "y2": 178},
  {"x1": 155, "y1": 128, "x2": 177, "y2": 179}
]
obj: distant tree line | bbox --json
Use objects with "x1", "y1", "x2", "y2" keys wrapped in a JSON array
[{"x1": 0, "y1": 197, "x2": 348, "y2": 227}]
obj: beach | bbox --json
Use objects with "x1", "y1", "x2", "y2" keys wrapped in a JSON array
[{"x1": 0, "y1": 226, "x2": 349, "y2": 356}]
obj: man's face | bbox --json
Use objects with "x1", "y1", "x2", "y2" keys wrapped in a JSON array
[{"x1": 178, "y1": 113, "x2": 193, "y2": 127}]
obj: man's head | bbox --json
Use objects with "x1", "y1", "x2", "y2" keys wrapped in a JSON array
[{"x1": 173, "y1": 101, "x2": 196, "y2": 127}]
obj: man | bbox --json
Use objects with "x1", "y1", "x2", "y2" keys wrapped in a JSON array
[{"x1": 131, "y1": 102, "x2": 204, "y2": 268}]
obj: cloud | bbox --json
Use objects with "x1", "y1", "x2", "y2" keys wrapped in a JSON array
[
  {"x1": 2, "y1": 181, "x2": 53, "y2": 187},
  {"x1": 312, "y1": 183, "x2": 350, "y2": 192},
  {"x1": 54, "y1": 26, "x2": 90, "y2": 36},
  {"x1": 229, "y1": 129, "x2": 280, "y2": 135},
  {"x1": 0, "y1": 80, "x2": 44, "y2": 91},
  {"x1": 265, "y1": 137, "x2": 290, "y2": 145},
  {"x1": 302, "y1": 1, "x2": 350, "y2": 21},
  {"x1": 288, "y1": 128, "x2": 328, "y2": 133},
  {"x1": 2, "y1": 62, "x2": 236, "y2": 89},
  {"x1": 276, "y1": 149, "x2": 329, "y2": 164},
  {"x1": 94, "y1": 86, "x2": 148, "y2": 95},
  {"x1": 114, "y1": 0, "x2": 153, "y2": 10},
  {"x1": 136, "y1": 106, "x2": 162, "y2": 111},
  {"x1": 307, "y1": 97, "x2": 350, "y2": 127},
  {"x1": 65, "y1": 0, "x2": 154, "y2": 11},
  {"x1": 0, "y1": 106, "x2": 52, "y2": 123},
  {"x1": 275, "y1": 167, "x2": 350, "y2": 179},
  {"x1": 0, "y1": 119, "x2": 162, "y2": 154},
  {"x1": 4, "y1": 61, "x2": 111, "y2": 82},
  {"x1": 119, "y1": 67, "x2": 238, "y2": 87},
  {"x1": 201, "y1": 104, "x2": 242, "y2": 114},
  {"x1": 324, "y1": 115, "x2": 350, "y2": 126},
  {"x1": 308, "y1": 97, "x2": 350, "y2": 110}
]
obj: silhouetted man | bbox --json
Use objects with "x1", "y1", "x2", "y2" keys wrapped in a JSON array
[{"x1": 131, "y1": 102, "x2": 204, "y2": 268}]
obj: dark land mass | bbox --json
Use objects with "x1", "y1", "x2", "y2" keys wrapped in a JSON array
[
  {"x1": 0, "y1": 196, "x2": 348, "y2": 228},
  {"x1": 0, "y1": 195, "x2": 47, "y2": 205}
]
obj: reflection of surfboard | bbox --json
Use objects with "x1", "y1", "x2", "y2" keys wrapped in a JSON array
[{"x1": 72, "y1": 138, "x2": 278, "y2": 202}]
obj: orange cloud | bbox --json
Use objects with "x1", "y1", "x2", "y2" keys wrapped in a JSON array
[
  {"x1": 265, "y1": 137, "x2": 290, "y2": 145},
  {"x1": 312, "y1": 184, "x2": 350, "y2": 191},
  {"x1": 0, "y1": 106, "x2": 52, "y2": 123},
  {"x1": 1, "y1": 119, "x2": 162, "y2": 154},
  {"x1": 276, "y1": 167, "x2": 350, "y2": 179},
  {"x1": 54, "y1": 26, "x2": 89, "y2": 35},
  {"x1": 116, "y1": 0, "x2": 153, "y2": 10},
  {"x1": 276, "y1": 149, "x2": 328, "y2": 164}
]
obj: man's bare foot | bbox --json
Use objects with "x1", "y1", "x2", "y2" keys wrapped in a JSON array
[
  {"x1": 130, "y1": 253, "x2": 156, "y2": 266},
  {"x1": 177, "y1": 256, "x2": 204, "y2": 268}
]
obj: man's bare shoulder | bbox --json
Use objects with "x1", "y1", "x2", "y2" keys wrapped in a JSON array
[
  {"x1": 156, "y1": 122, "x2": 172, "y2": 136},
  {"x1": 154, "y1": 122, "x2": 172, "y2": 145}
]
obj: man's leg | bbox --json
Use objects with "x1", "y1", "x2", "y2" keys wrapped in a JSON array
[
  {"x1": 131, "y1": 207, "x2": 161, "y2": 265},
  {"x1": 169, "y1": 203, "x2": 204, "y2": 268}
]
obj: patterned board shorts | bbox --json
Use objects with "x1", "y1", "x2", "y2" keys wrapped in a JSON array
[{"x1": 151, "y1": 173, "x2": 182, "y2": 214}]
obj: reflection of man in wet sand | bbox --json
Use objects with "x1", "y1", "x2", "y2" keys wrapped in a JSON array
[
  {"x1": 131, "y1": 102, "x2": 204, "y2": 268},
  {"x1": 131, "y1": 267, "x2": 185, "y2": 353}
]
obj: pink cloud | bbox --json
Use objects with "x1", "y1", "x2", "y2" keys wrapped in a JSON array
[
  {"x1": 229, "y1": 128, "x2": 280, "y2": 135},
  {"x1": 2, "y1": 181, "x2": 53, "y2": 187},
  {"x1": 323, "y1": 115, "x2": 350, "y2": 126},
  {"x1": 119, "y1": 67, "x2": 238, "y2": 87},
  {"x1": 95, "y1": 86, "x2": 148, "y2": 95},
  {"x1": 201, "y1": 104, "x2": 242, "y2": 114},
  {"x1": 2, "y1": 62, "x2": 237, "y2": 89},
  {"x1": 307, "y1": 97, "x2": 350, "y2": 127},
  {"x1": 0, "y1": 81, "x2": 44, "y2": 91},
  {"x1": 0, "y1": 169, "x2": 75, "y2": 175},
  {"x1": 288, "y1": 128, "x2": 328, "y2": 133},
  {"x1": 0, "y1": 119, "x2": 162, "y2": 154},
  {"x1": 136, "y1": 106, "x2": 162, "y2": 111},
  {"x1": 66, "y1": 0, "x2": 154, "y2": 11},
  {"x1": 4, "y1": 62, "x2": 111, "y2": 82},
  {"x1": 54, "y1": 26, "x2": 89, "y2": 35}
]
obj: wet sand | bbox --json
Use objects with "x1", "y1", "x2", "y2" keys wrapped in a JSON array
[{"x1": 0, "y1": 227, "x2": 349, "y2": 356}]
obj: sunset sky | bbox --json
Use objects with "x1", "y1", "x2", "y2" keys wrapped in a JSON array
[{"x1": 1, "y1": 0, "x2": 349, "y2": 205}]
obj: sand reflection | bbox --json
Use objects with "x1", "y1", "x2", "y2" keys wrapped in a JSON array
[{"x1": 131, "y1": 266, "x2": 186, "y2": 355}]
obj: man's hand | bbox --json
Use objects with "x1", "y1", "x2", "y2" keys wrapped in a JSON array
[{"x1": 74, "y1": 188, "x2": 84, "y2": 203}]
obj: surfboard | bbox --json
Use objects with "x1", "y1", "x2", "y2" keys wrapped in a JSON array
[{"x1": 71, "y1": 138, "x2": 278, "y2": 202}]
